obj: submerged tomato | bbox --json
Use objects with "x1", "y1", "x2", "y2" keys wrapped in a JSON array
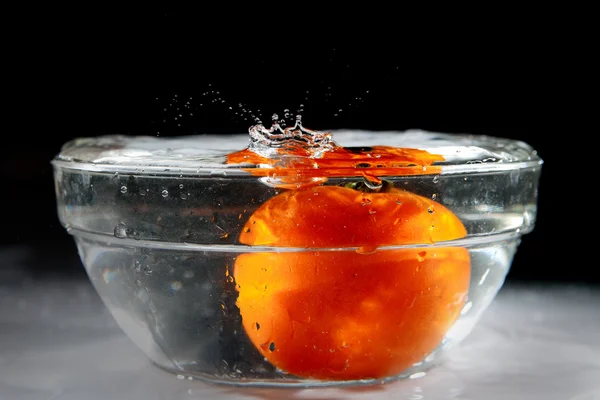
[{"x1": 233, "y1": 184, "x2": 470, "y2": 380}]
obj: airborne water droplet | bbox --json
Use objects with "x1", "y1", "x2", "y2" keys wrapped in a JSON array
[
  {"x1": 432, "y1": 176, "x2": 439, "y2": 184},
  {"x1": 120, "y1": 185, "x2": 128, "y2": 194},
  {"x1": 427, "y1": 206, "x2": 435, "y2": 214},
  {"x1": 162, "y1": 190, "x2": 169, "y2": 198}
]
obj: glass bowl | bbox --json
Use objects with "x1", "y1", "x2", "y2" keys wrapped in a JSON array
[{"x1": 51, "y1": 127, "x2": 542, "y2": 387}]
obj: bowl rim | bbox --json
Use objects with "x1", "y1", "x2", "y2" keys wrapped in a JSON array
[{"x1": 51, "y1": 130, "x2": 544, "y2": 178}]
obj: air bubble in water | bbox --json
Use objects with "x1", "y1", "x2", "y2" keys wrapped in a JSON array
[
  {"x1": 120, "y1": 185, "x2": 128, "y2": 194},
  {"x1": 162, "y1": 190, "x2": 169, "y2": 198},
  {"x1": 179, "y1": 184, "x2": 184, "y2": 189},
  {"x1": 362, "y1": 176, "x2": 383, "y2": 190}
]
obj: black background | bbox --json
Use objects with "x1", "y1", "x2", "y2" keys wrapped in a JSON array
[{"x1": 3, "y1": 13, "x2": 571, "y2": 284}]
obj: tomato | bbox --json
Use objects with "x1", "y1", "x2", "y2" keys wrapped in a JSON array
[{"x1": 233, "y1": 183, "x2": 470, "y2": 380}]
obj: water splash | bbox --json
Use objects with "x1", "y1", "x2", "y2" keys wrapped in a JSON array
[
  {"x1": 226, "y1": 119, "x2": 446, "y2": 189},
  {"x1": 248, "y1": 114, "x2": 334, "y2": 159}
]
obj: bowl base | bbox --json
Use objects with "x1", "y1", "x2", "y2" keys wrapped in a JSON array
[{"x1": 154, "y1": 362, "x2": 437, "y2": 388}]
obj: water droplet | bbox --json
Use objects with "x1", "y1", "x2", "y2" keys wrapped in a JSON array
[
  {"x1": 183, "y1": 270, "x2": 194, "y2": 279},
  {"x1": 417, "y1": 251, "x2": 426, "y2": 262},
  {"x1": 243, "y1": 227, "x2": 251, "y2": 233},
  {"x1": 396, "y1": 199, "x2": 403, "y2": 205},
  {"x1": 269, "y1": 342, "x2": 276, "y2": 352},
  {"x1": 368, "y1": 209, "x2": 376, "y2": 215},
  {"x1": 180, "y1": 192, "x2": 188, "y2": 200},
  {"x1": 431, "y1": 193, "x2": 437, "y2": 200},
  {"x1": 177, "y1": 374, "x2": 185, "y2": 380},
  {"x1": 143, "y1": 265, "x2": 153, "y2": 275},
  {"x1": 427, "y1": 206, "x2": 435, "y2": 214},
  {"x1": 432, "y1": 175, "x2": 439, "y2": 184},
  {"x1": 179, "y1": 183, "x2": 184, "y2": 189},
  {"x1": 120, "y1": 185, "x2": 128, "y2": 194},
  {"x1": 114, "y1": 223, "x2": 128, "y2": 238},
  {"x1": 161, "y1": 190, "x2": 169, "y2": 198},
  {"x1": 114, "y1": 171, "x2": 119, "y2": 177}
]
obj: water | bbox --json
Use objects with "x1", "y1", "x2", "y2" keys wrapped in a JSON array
[
  {"x1": 52, "y1": 126, "x2": 541, "y2": 386},
  {"x1": 74, "y1": 228, "x2": 517, "y2": 385},
  {"x1": 54, "y1": 168, "x2": 532, "y2": 386}
]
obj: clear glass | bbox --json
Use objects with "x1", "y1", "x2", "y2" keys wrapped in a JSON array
[{"x1": 52, "y1": 130, "x2": 542, "y2": 386}]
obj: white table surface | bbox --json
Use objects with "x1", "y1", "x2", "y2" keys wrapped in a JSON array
[{"x1": 1, "y1": 279, "x2": 599, "y2": 400}]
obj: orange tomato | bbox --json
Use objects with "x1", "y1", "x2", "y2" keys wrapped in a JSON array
[{"x1": 233, "y1": 184, "x2": 470, "y2": 380}]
